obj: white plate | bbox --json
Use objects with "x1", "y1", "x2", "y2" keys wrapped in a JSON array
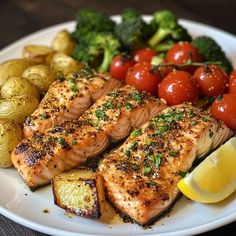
[{"x1": 1, "y1": 16, "x2": 236, "y2": 236}]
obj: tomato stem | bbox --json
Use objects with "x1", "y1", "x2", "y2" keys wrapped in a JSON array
[{"x1": 154, "y1": 61, "x2": 222, "y2": 70}]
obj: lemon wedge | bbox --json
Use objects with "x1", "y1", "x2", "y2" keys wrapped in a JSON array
[{"x1": 177, "y1": 136, "x2": 236, "y2": 203}]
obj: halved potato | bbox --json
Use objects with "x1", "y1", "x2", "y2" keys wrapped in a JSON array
[
  {"x1": 51, "y1": 30, "x2": 75, "y2": 55},
  {"x1": 22, "y1": 64, "x2": 56, "y2": 93},
  {"x1": 50, "y1": 53, "x2": 83, "y2": 76},
  {"x1": 0, "y1": 94, "x2": 39, "y2": 124},
  {"x1": 0, "y1": 59, "x2": 34, "y2": 86},
  {"x1": 1, "y1": 77, "x2": 40, "y2": 99},
  {"x1": 52, "y1": 168, "x2": 105, "y2": 218},
  {"x1": 22, "y1": 45, "x2": 54, "y2": 64},
  {"x1": 0, "y1": 118, "x2": 23, "y2": 168}
]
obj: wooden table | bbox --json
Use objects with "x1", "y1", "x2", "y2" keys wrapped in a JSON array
[{"x1": 0, "y1": 0, "x2": 236, "y2": 235}]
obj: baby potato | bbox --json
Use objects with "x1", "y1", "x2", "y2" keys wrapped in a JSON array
[
  {"x1": 0, "y1": 59, "x2": 34, "y2": 87},
  {"x1": 0, "y1": 94, "x2": 39, "y2": 124},
  {"x1": 22, "y1": 45, "x2": 54, "y2": 65},
  {"x1": 22, "y1": 65, "x2": 56, "y2": 93},
  {"x1": 0, "y1": 118, "x2": 23, "y2": 168},
  {"x1": 51, "y1": 30, "x2": 75, "y2": 55},
  {"x1": 50, "y1": 53, "x2": 83, "y2": 76},
  {"x1": 1, "y1": 77, "x2": 40, "y2": 99}
]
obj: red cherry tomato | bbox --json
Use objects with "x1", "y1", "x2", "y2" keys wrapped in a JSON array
[
  {"x1": 210, "y1": 94, "x2": 236, "y2": 130},
  {"x1": 193, "y1": 65, "x2": 228, "y2": 97},
  {"x1": 133, "y1": 48, "x2": 157, "y2": 63},
  {"x1": 166, "y1": 42, "x2": 203, "y2": 73},
  {"x1": 229, "y1": 70, "x2": 236, "y2": 94},
  {"x1": 110, "y1": 53, "x2": 135, "y2": 80},
  {"x1": 125, "y1": 62, "x2": 161, "y2": 95},
  {"x1": 158, "y1": 70, "x2": 198, "y2": 105}
]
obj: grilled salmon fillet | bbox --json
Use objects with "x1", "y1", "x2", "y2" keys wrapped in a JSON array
[
  {"x1": 23, "y1": 70, "x2": 121, "y2": 137},
  {"x1": 99, "y1": 104, "x2": 233, "y2": 225},
  {"x1": 12, "y1": 85, "x2": 167, "y2": 190}
]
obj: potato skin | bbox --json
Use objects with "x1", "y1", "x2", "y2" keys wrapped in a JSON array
[
  {"x1": 1, "y1": 77, "x2": 40, "y2": 99},
  {"x1": 0, "y1": 94, "x2": 39, "y2": 124},
  {"x1": 22, "y1": 45, "x2": 54, "y2": 65},
  {"x1": 51, "y1": 30, "x2": 75, "y2": 55},
  {"x1": 22, "y1": 65, "x2": 56, "y2": 93},
  {"x1": 0, "y1": 59, "x2": 34, "y2": 87},
  {"x1": 50, "y1": 53, "x2": 83, "y2": 76},
  {"x1": 52, "y1": 168, "x2": 105, "y2": 219},
  {"x1": 0, "y1": 119, "x2": 23, "y2": 168}
]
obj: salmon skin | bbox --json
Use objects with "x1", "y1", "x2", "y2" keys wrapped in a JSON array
[
  {"x1": 99, "y1": 104, "x2": 233, "y2": 226},
  {"x1": 23, "y1": 69, "x2": 121, "y2": 138},
  {"x1": 12, "y1": 85, "x2": 167, "y2": 190}
]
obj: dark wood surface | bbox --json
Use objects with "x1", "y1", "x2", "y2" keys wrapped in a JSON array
[{"x1": 0, "y1": 0, "x2": 236, "y2": 235}]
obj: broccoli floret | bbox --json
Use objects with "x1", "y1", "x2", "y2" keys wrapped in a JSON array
[
  {"x1": 73, "y1": 33, "x2": 121, "y2": 72},
  {"x1": 192, "y1": 36, "x2": 233, "y2": 74},
  {"x1": 71, "y1": 9, "x2": 115, "y2": 43},
  {"x1": 122, "y1": 8, "x2": 141, "y2": 22},
  {"x1": 115, "y1": 9, "x2": 152, "y2": 50},
  {"x1": 148, "y1": 10, "x2": 191, "y2": 48}
]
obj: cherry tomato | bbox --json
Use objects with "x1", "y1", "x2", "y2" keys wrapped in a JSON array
[
  {"x1": 158, "y1": 70, "x2": 198, "y2": 105},
  {"x1": 166, "y1": 42, "x2": 203, "y2": 73},
  {"x1": 193, "y1": 65, "x2": 228, "y2": 97},
  {"x1": 133, "y1": 48, "x2": 157, "y2": 63},
  {"x1": 125, "y1": 62, "x2": 161, "y2": 95},
  {"x1": 228, "y1": 70, "x2": 236, "y2": 94},
  {"x1": 110, "y1": 53, "x2": 135, "y2": 80},
  {"x1": 210, "y1": 94, "x2": 236, "y2": 130}
]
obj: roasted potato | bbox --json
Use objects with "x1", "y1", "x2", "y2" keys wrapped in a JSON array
[
  {"x1": 22, "y1": 65, "x2": 56, "y2": 93},
  {"x1": 0, "y1": 59, "x2": 34, "y2": 87},
  {"x1": 22, "y1": 45, "x2": 54, "y2": 65},
  {"x1": 0, "y1": 118, "x2": 23, "y2": 168},
  {"x1": 50, "y1": 53, "x2": 83, "y2": 76},
  {"x1": 1, "y1": 77, "x2": 40, "y2": 99},
  {"x1": 52, "y1": 168, "x2": 105, "y2": 218},
  {"x1": 51, "y1": 30, "x2": 75, "y2": 55},
  {"x1": 0, "y1": 94, "x2": 39, "y2": 124}
]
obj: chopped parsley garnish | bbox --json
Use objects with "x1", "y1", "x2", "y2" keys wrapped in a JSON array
[
  {"x1": 130, "y1": 128, "x2": 142, "y2": 138},
  {"x1": 109, "y1": 89, "x2": 121, "y2": 98},
  {"x1": 71, "y1": 140, "x2": 77, "y2": 145},
  {"x1": 102, "y1": 101, "x2": 115, "y2": 109},
  {"x1": 202, "y1": 117, "x2": 209, "y2": 122},
  {"x1": 40, "y1": 113, "x2": 49, "y2": 120},
  {"x1": 68, "y1": 78, "x2": 79, "y2": 93},
  {"x1": 95, "y1": 109, "x2": 107, "y2": 120},
  {"x1": 75, "y1": 68, "x2": 94, "y2": 79},
  {"x1": 131, "y1": 163, "x2": 141, "y2": 171},
  {"x1": 125, "y1": 102, "x2": 134, "y2": 111},
  {"x1": 144, "y1": 166, "x2": 151, "y2": 175},
  {"x1": 124, "y1": 149, "x2": 131, "y2": 157},
  {"x1": 154, "y1": 153, "x2": 163, "y2": 168},
  {"x1": 191, "y1": 120, "x2": 197, "y2": 126},
  {"x1": 130, "y1": 92, "x2": 142, "y2": 104},
  {"x1": 149, "y1": 181, "x2": 157, "y2": 186},
  {"x1": 169, "y1": 151, "x2": 178, "y2": 157},
  {"x1": 158, "y1": 125, "x2": 169, "y2": 133},
  {"x1": 57, "y1": 137, "x2": 65, "y2": 145}
]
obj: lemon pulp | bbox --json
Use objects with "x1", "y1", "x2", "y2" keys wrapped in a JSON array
[{"x1": 177, "y1": 136, "x2": 236, "y2": 203}]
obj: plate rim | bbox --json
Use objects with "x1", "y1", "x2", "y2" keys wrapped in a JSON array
[{"x1": 0, "y1": 16, "x2": 236, "y2": 236}]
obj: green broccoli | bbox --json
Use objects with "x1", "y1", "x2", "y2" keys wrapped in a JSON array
[
  {"x1": 121, "y1": 8, "x2": 141, "y2": 22},
  {"x1": 115, "y1": 8, "x2": 152, "y2": 50},
  {"x1": 155, "y1": 39, "x2": 176, "y2": 52},
  {"x1": 148, "y1": 10, "x2": 191, "y2": 48},
  {"x1": 71, "y1": 9, "x2": 115, "y2": 43},
  {"x1": 192, "y1": 36, "x2": 233, "y2": 74},
  {"x1": 73, "y1": 33, "x2": 121, "y2": 72}
]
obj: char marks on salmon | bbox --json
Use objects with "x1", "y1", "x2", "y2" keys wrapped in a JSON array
[
  {"x1": 99, "y1": 104, "x2": 233, "y2": 225},
  {"x1": 12, "y1": 85, "x2": 167, "y2": 190}
]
